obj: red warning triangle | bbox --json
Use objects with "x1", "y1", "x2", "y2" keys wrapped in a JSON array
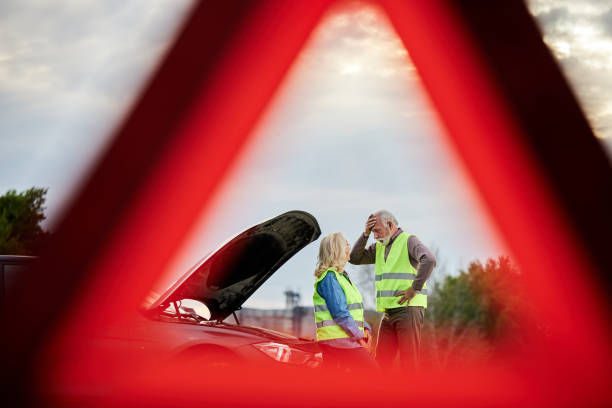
[{"x1": 5, "y1": 1, "x2": 611, "y2": 406}]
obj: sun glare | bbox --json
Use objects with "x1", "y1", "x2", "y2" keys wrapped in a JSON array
[{"x1": 341, "y1": 63, "x2": 361, "y2": 74}]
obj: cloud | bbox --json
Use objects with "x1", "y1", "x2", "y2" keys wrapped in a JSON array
[
  {"x1": 535, "y1": 6, "x2": 570, "y2": 30},
  {"x1": 0, "y1": 0, "x2": 194, "y2": 221},
  {"x1": 0, "y1": 0, "x2": 192, "y2": 115},
  {"x1": 294, "y1": 3, "x2": 418, "y2": 88},
  {"x1": 0, "y1": 1, "x2": 507, "y2": 308},
  {"x1": 601, "y1": 8, "x2": 612, "y2": 36},
  {"x1": 526, "y1": 0, "x2": 612, "y2": 149}
]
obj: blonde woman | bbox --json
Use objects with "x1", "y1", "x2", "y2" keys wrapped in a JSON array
[{"x1": 313, "y1": 232, "x2": 378, "y2": 371}]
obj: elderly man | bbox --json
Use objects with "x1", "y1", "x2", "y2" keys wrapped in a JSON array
[{"x1": 349, "y1": 210, "x2": 436, "y2": 370}]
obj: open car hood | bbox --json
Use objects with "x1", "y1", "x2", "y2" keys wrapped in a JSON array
[{"x1": 148, "y1": 211, "x2": 320, "y2": 321}]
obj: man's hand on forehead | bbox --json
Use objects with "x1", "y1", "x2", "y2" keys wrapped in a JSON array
[{"x1": 364, "y1": 214, "x2": 377, "y2": 236}]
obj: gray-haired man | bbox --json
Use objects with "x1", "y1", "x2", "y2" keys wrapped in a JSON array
[{"x1": 349, "y1": 210, "x2": 436, "y2": 370}]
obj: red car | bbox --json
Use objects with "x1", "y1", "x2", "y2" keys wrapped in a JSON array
[{"x1": 4, "y1": 211, "x2": 323, "y2": 369}]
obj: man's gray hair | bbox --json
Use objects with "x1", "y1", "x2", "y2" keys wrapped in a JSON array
[{"x1": 374, "y1": 210, "x2": 398, "y2": 226}]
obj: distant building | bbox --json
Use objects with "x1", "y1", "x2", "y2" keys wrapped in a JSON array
[
  {"x1": 236, "y1": 288, "x2": 381, "y2": 339},
  {"x1": 237, "y1": 307, "x2": 383, "y2": 343},
  {"x1": 236, "y1": 306, "x2": 316, "y2": 339}
]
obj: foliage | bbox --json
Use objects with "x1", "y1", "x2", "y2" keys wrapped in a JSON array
[
  {"x1": 420, "y1": 256, "x2": 524, "y2": 368},
  {"x1": 427, "y1": 256, "x2": 522, "y2": 340},
  {"x1": 0, "y1": 187, "x2": 50, "y2": 255}
]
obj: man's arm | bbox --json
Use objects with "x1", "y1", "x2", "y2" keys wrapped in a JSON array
[
  {"x1": 407, "y1": 235, "x2": 436, "y2": 291},
  {"x1": 349, "y1": 232, "x2": 376, "y2": 265},
  {"x1": 349, "y1": 215, "x2": 377, "y2": 265}
]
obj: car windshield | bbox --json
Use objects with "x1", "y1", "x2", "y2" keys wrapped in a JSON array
[{"x1": 161, "y1": 298, "x2": 212, "y2": 322}]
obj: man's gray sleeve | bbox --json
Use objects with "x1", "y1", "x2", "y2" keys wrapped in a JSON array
[
  {"x1": 407, "y1": 235, "x2": 436, "y2": 291},
  {"x1": 349, "y1": 233, "x2": 376, "y2": 265}
]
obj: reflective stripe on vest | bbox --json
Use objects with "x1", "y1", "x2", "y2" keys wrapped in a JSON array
[
  {"x1": 375, "y1": 232, "x2": 428, "y2": 312},
  {"x1": 314, "y1": 302, "x2": 363, "y2": 312},
  {"x1": 377, "y1": 289, "x2": 428, "y2": 297},
  {"x1": 375, "y1": 273, "x2": 418, "y2": 281},
  {"x1": 316, "y1": 320, "x2": 365, "y2": 329},
  {"x1": 313, "y1": 268, "x2": 365, "y2": 341}
]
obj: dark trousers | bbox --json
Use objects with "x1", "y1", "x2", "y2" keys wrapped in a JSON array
[
  {"x1": 375, "y1": 306, "x2": 424, "y2": 371},
  {"x1": 319, "y1": 344, "x2": 379, "y2": 372}
]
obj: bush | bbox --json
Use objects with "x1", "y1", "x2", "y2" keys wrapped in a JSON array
[
  {"x1": 0, "y1": 187, "x2": 50, "y2": 255},
  {"x1": 423, "y1": 256, "x2": 523, "y2": 367}
]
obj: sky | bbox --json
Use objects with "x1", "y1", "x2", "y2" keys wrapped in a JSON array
[
  {"x1": 1, "y1": 1, "x2": 610, "y2": 309},
  {"x1": 528, "y1": 0, "x2": 612, "y2": 144}
]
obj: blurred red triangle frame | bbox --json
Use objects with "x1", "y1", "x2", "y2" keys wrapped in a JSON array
[{"x1": 6, "y1": 0, "x2": 611, "y2": 406}]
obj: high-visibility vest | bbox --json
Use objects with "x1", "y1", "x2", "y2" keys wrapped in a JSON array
[
  {"x1": 375, "y1": 232, "x2": 427, "y2": 312},
  {"x1": 313, "y1": 268, "x2": 365, "y2": 341}
]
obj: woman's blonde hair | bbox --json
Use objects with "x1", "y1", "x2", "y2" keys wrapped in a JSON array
[{"x1": 314, "y1": 232, "x2": 348, "y2": 278}]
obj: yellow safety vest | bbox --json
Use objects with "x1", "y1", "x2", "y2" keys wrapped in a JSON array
[
  {"x1": 375, "y1": 232, "x2": 427, "y2": 312},
  {"x1": 313, "y1": 268, "x2": 365, "y2": 341}
]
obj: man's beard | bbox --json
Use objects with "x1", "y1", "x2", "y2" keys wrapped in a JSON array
[{"x1": 377, "y1": 228, "x2": 392, "y2": 246}]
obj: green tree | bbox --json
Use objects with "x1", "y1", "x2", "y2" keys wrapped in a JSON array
[
  {"x1": 422, "y1": 256, "x2": 524, "y2": 368},
  {"x1": 428, "y1": 256, "x2": 521, "y2": 339},
  {"x1": 0, "y1": 187, "x2": 50, "y2": 255}
]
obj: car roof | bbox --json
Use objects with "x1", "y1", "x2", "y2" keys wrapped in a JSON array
[{"x1": 0, "y1": 255, "x2": 37, "y2": 262}]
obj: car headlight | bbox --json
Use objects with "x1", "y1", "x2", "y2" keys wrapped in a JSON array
[{"x1": 252, "y1": 342, "x2": 321, "y2": 367}]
